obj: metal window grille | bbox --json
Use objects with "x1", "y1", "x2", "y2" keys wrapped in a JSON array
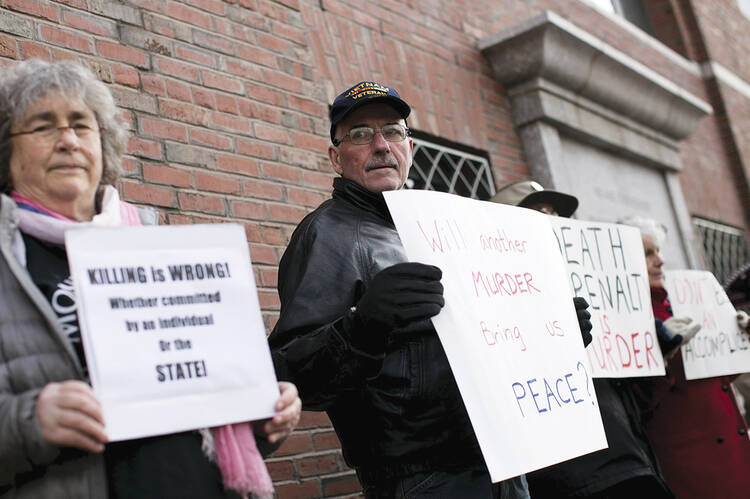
[
  {"x1": 692, "y1": 217, "x2": 750, "y2": 285},
  {"x1": 405, "y1": 137, "x2": 495, "y2": 200}
]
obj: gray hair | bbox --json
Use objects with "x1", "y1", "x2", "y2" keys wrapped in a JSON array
[
  {"x1": 619, "y1": 215, "x2": 667, "y2": 245},
  {"x1": 0, "y1": 59, "x2": 127, "y2": 194}
]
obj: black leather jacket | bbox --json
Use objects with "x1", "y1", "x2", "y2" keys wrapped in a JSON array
[{"x1": 269, "y1": 178, "x2": 483, "y2": 482}]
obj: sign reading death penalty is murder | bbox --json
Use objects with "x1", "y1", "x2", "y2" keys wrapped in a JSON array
[
  {"x1": 66, "y1": 224, "x2": 279, "y2": 441},
  {"x1": 384, "y1": 190, "x2": 606, "y2": 483},
  {"x1": 664, "y1": 270, "x2": 750, "y2": 380},
  {"x1": 549, "y1": 218, "x2": 665, "y2": 378}
]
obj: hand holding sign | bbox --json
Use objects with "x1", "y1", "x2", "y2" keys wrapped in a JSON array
[
  {"x1": 36, "y1": 380, "x2": 107, "y2": 453},
  {"x1": 664, "y1": 317, "x2": 701, "y2": 344},
  {"x1": 254, "y1": 381, "x2": 302, "y2": 444},
  {"x1": 737, "y1": 311, "x2": 750, "y2": 335},
  {"x1": 351, "y1": 262, "x2": 445, "y2": 353},
  {"x1": 574, "y1": 297, "x2": 593, "y2": 347}
]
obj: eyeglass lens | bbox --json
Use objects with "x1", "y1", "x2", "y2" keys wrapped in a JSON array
[
  {"x1": 347, "y1": 124, "x2": 407, "y2": 145},
  {"x1": 13, "y1": 123, "x2": 99, "y2": 140}
]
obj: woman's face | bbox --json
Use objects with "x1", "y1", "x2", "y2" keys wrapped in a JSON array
[
  {"x1": 643, "y1": 235, "x2": 665, "y2": 288},
  {"x1": 9, "y1": 93, "x2": 103, "y2": 221}
]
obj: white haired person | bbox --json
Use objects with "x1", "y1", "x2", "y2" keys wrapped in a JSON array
[
  {"x1": 622, "y1": 216, "x2": 750, "y2": 499},
  {"x1": 0, "y1": 59, "x2": 300, "y2": 499}
]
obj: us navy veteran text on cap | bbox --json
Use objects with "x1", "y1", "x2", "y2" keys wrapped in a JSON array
[{"x1": 329, "y1": 81, "x2": 411, "y2": 142}]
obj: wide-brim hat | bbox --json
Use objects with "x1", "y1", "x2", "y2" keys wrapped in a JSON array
[
  {"x1": 491, "y1": 180, "x2": 578, "y2": 217},
  {"x1": 329, "y1": 81, "x2": 411, "y2": 142}
]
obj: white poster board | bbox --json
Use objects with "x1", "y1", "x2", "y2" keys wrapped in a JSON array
[
  {"x1": 66, "y1": 224, "x2": 278, "y2": 441},
  {"x1": 384, "y1": 190, "x2": 606, "y2": 483},
  {"x1": 664, "y1": 270, "x2": 750, "y2": 380},
  {"x1": 549, "y1": 219, "x2": 665, "y2": 378}
]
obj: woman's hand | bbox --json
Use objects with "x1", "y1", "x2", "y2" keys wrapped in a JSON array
[
  {"x1": 737, "y1": 311, "x2": 750, "y2": 335},
  {"x1": 254, "y1": 381, "x2": 301, "y2": 444},
  {"x1": 35, "y1": 380, "x2": 108, "y2": 453},
  {"x1": 664, "y1": 316, "x2": 701, "y2": 344}
]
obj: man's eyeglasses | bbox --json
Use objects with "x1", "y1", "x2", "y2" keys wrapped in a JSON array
[
  {"x1": 332, "y1": 123, "x2": 410, "y2": 146},
  {"x1": 10, "y1": 123, "x2": 103, "y2": 141}
]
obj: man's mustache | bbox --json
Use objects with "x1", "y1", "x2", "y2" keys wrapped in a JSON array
[{"x1": 364, "y1": 156, "x2": 399, "y2": 171}]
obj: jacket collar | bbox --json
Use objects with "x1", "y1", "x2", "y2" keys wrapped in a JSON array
[
  {"x1": 0, "y1": 194, "x2": 85, "y2": 375},
  {"x1": 332, "y1": 177, "x2": 394, "y2": 224}
]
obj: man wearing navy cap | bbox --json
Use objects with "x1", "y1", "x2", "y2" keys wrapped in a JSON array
[{"x1": 269, "y1": 82, "x2": 530, "y2": 498}]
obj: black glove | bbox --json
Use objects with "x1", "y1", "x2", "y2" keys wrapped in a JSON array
[
  {"x1": 655, "y1": 318, "x2": 683, "y2": 360},
  {"x1": 574, "y1": 297, "x2": 593, "y2": 347},
  {"x1": 347, "y1": 262, "x2": 445, "y2": 353}
]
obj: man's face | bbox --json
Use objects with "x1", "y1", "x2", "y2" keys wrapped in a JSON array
[
  {"x1": 328, "y1": 103, "x2": 413, "y2": 193},
  {"x1": 526, "y1": 202, "x2": 558, "y2": 216}
]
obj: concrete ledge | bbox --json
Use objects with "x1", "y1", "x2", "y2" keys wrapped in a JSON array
[
  {"x1": 510, "y1": 78, "x2": 683, "y2": 170},
  {"x1": 479, "y1": 11, "x2": 711, "y2": 143}
]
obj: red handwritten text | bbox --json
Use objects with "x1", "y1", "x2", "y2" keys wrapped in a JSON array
[
  {"x1": 586, "y1": 314, "x2": 659, "y2": 372},
  {"x1": 416, "y1": 219, "x2": 468, "y2": 253},
  {"x1": 479, "y1": 228, "x2": 528, "y2": 254},
  {"x1": 480, "y1": 321, "x2": 527, "y2": 351},
  {"x1": 472, "y1": 270, "x2": 541, "y2": 298}
]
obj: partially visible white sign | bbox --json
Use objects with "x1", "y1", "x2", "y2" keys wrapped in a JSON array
[
  {"x1": 384, "y1": 190, "x2": 606, "y2": 483},
  {"x1": 66, "y1": 224, "x2": 278, "y2": 441},
  {"x1": 550, "y1": 218, "x2": 665, "y2": 378},
  {"x1": 664, "y1": 270, "x2": 750, "y2": 380}
]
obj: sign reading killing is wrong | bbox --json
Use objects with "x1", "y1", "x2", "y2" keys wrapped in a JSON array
[{"x1": 66, "y1": 224, "x2": 279, "y2": 441}]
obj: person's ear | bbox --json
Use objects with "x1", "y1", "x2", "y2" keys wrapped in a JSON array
[{"x1": 328, "y1": 145, "x2": 343, "y2": 175}]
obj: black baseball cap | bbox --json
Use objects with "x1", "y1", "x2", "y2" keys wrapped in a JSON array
[{"x1": 329, "y1": 81, "x2": 411, "y2": 142}]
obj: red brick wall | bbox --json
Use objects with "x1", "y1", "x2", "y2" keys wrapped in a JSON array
[
  {"x1": 1, "y1": 1, "x2": 749, "y2": 497},
  {"x1": 462, "y1": 0, "x2": 709, "y2": 98},
  {"x1": 1, "y1": 1, "x2": 361, "y2": 496},
  {"x1": 643, "y1": 0, "x2": 707, "y2": 62},
  {"x1": 675, "y1": 81, "x2": 749, "y2": 228},
  {"x1": 690, "y1": 0, "x2": 750, "y2": 82},
  {"x1": 685, "y1": 0, "x2": 750, "y2": 228}
]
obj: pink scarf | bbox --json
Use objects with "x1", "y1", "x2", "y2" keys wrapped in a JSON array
[
  {"x1": 13, "y1": 188, "x2": 274, "y2": 499},
  {"x1": 12, "y1": 187, "x2": 142, "y2": 243},
  {"x1": 210, "y1": 424, "x2": 274, "y2": 499}
]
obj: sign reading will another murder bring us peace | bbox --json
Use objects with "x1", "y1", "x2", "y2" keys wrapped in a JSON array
[
  {"x1": 66, "y1": 224, "x2": 279, "y2": 441},
  {"x1": 384, "y1": 190, "x2": 606, "y2": 484}
]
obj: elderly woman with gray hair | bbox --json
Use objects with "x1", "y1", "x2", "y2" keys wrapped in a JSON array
[
  {"x1": 622, "y1": 216, "x2": 750, "y2": 499},
  {"x1": 0, "y1": 59, "x2": 300, "y2": 499}
]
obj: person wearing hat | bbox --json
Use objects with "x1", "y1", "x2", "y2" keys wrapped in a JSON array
[
  {"x1": 490, "y1": 180, "x2": 578, "y2": 217},
  {"x1": 268, "y1": 81, "x2": 533, "y2": 498},
  {"x1": 493, "y1": 185, "x2": 675, "y2": 499}
]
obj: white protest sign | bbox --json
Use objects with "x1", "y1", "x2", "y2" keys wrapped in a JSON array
[
  {"x1": 549, "y1": 219, "x2": 665, "y2": 378},
  {"x1": 66, "y1": 224, "x2": 278, "y2": 441},
  {"x1": 664, "y1": 270, "x2": 750, "y2": 380},
  {"x1": 384, "y1": 190, "x2": 606, "y2": 483}
]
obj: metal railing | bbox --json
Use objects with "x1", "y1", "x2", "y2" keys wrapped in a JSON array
[{"x1": 693, "y1": 217, "x2": 750, "y2": 285}]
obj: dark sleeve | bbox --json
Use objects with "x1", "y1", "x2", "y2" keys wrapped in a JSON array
[
  {"x1": 269, "y1": 211, "x2": 384, "y2": 411},
  {"x1": 255, "y1": 434, "x2": 282, "y2": 458},
  {"x1": 631, "y1": 319, "x2": 676, "y2": 417}
]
